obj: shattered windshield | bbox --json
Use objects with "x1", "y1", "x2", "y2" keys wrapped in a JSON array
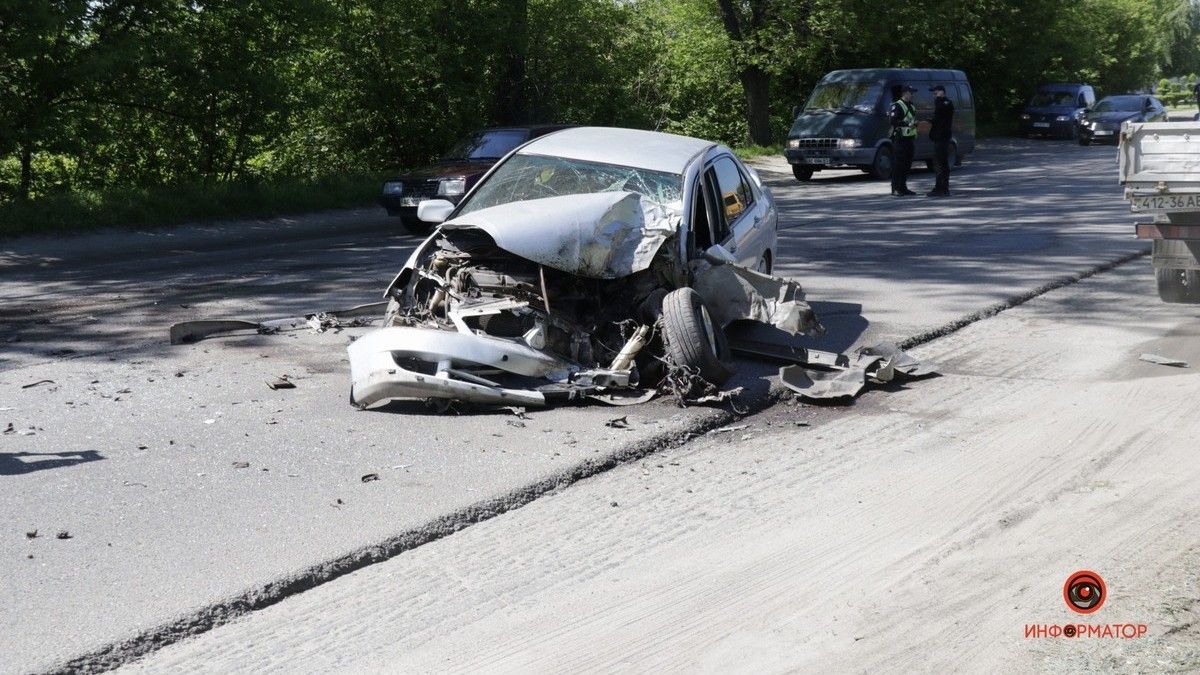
[
  {"x1": 457, "y1": 154, "x2": 683, "y2": 215},
  {"x1": 805, "y1": 82, "x2": 882, "y2": 113},
  {"x1": 444, "y1": 129, "x2": 529, "y2": 161},
  {"x1": 1094, "y1": 96, "x2": 1143, "y2": 112},
  {"x1": 1029, "y1": 91, "x2": 1077, "y2": 107}
]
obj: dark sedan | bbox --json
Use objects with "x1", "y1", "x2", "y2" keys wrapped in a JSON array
[
  {"x1": 1076, "y1": 95, "x2": 1166, "y2": 145},
  {"x1": 381, "y1": 125, "x2": 571, "y2": 233}
]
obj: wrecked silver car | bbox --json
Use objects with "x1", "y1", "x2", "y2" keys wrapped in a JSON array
[{"x1": 348, "y1": 127, "x2": 821, "y2": 408}]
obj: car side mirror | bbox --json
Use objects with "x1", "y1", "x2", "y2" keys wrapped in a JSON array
[
  {"x1": 701, "y1": 244, "x2": 738, "y2": 266},
  {"x1": 791, "y1": 105, "x2": 800, "y2": 119},
  {"x1": 417, "y1": 199, "x2": 455, "y2": 224}
]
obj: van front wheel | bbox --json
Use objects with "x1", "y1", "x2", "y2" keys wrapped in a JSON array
[
  {"x1": 869, "y1": 145, "x2": 893, "y2": 180},
  {"x1": 792, "y1": 165, "x2": 814, "y2": 181}
]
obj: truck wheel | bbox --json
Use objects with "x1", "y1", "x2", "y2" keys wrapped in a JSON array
[
  {"x1": 792, "y1": 165, "x2": 814, "y2": 182},
  {"x1": 661, "y1": 288, "x2": 734, "y2": 389},
  {"x1": 1156, "y1": 268, "x2": 1200, "y2": 303},
  {"x1": 869, "y1": 145, "x2": 893, "y2": 180}
]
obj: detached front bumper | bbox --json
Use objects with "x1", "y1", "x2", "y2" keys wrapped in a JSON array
[
  {"x1": 784, "y1": 147, "x2": 874, "y2": 168},
  {"x1": 348, "y1": 327, "x2": 570, "y2": 408}
]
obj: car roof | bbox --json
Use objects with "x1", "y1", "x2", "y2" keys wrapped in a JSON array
[{"x1": 516, "y1": 127, "x2": 715, "y2": 175}]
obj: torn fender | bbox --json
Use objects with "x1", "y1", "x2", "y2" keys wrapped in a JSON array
[{"x1": 692, "y1": 264, "x2": 821, "y2": 335}]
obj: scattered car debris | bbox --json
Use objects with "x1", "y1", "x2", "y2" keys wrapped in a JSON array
[
  {"x1": 168, "y1": 301, "x2": 388, "y2": 345},
  {"x1": 3, "y1": 423, "x2": 13, "y2": 434},
  {"x1": 21, "y1": 380, "x2": 55, "y2": 389},
  {"x1": 605, "y1": 416, "x2": 630, "y2": 429},
  {"x1": 232, "y1": 461, "x2": 250, "y2": 469},
  {"x1": 505, "y1": 419, "x2": 526, "y2": 428},
  {"x1": 361, "y1": 473, "x2": 380, "y2": 483},
  {"x1": 266, "y1": 375, "x2": 296, "y2": 390},
  {"x1": 0, "y1": 407, "x2": 14, "y2": 411},
  {"x1": 711, "y1": 424, "x2": 750, "y2": 434},
  {"x1": 17, "y1": 428, "x2": 35, "y2": 436},
  {"x1": 1139, "y1": 353, "x2": 1189, "y2": 368},
  {"x1": 55, "y1": 531, "x2": 72, "y2": 540},
  {"x1": 25, "y1": 530, "x2": 37, "y2": 539},
  {"x1": 503, "y1": 406, "x2": 529, "y2": 419},
  {"x1": 778, "y1": 342, "x2": 936, "y2": 402}
]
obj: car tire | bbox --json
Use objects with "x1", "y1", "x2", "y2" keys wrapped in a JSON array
[
  {"x1": 400, "y1": 216, "x2": 432, "y2": 235},
  {"x1": 661, "y1": 288, "x2": 734, "y2": 389},
  {"x1": 1156, "y1": 268, "x2": 1200, "y2": 304},
  {"x1": 869, "y1": 145, "x2": 893, "y2": 180},
  {"x1": 792, "y1": 165, "x2": 814, "y2": 182}
]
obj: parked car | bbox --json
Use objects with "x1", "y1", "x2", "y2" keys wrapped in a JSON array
[
  {"x1": 1077, "y1": 95, "x2": 1167, "y2": 145},
  {"x1": 349, "y1": 127, "x2": 819, "y2": 409},
  {"x1": 1018, "y1": 83, "x2": 1095, "y2": 139},
  {"x1": 784, "y1": 68, "x2": 976, "y2": 181},
  {"x1": 380, "y1": 125, "x2": 571, "y2": 233}
]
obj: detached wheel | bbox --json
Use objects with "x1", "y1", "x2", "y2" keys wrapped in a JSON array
[
  {"x1": 1156, "y1": 268, "x2": 1200, "y2": 304},
  {"x1": 661, "y1": 288, "x2": 734, "y2": 388},
  {"x1": 869, "y1": 145, "x2": 893, "y2": 180},
  {"x1": 399, "y1": 216, "x2": 432, "y2": 235},
  {"x1": 792, "y1": 165, "x2": 814, "y2": 181}
]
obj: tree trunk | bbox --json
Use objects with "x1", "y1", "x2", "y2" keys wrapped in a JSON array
[
  {"x1": 493, "y1": 0, "x2": 528, "y2": 124},
  {"x1": 18, "y1": 142, "x2": 33, "y2": 201},
  {"x1": 741, "y1": 65, "x2": 772, "y2": 145}
]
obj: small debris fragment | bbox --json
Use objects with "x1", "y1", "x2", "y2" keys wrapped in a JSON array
[
  {"x1": 333, "y1": 498, "x2": 345, "y2": 508},
  {"x1": 174, "y1": 372, "x2": 185, "y2": 378},
  {"x1": 25, "y1": 530, "x2": 37, "y2": 539},
  {"x1": 21, "y1": 380, "x2": 55, "y2": 389},
  {"x1": 0, "y1": 407, "x2": 14, "y2": 411},
  {"x1": 505, "y1": 419, "x2": 526, "y2": 428},
  {"x1": 55, "y1": 531, "x2": 72, "y2": 540},
  {"x1": 1139, "y1": 353, "x2": 1189, "y2": 368},
  {"x1": 3, "y1": 423, "x2": 13, "y2": 434},
  {"x1": 503, "y1": 406, "x2": 529, "y2": 420},
  {"x1": 266, "y1": 376, "x2": 296, "y2": 390},
  {"x1": 17, "y1": 429, "x2": 35, "y2": 436},
  {"x1": 232, "y1": 461, "x2": 251, "y2": 469},
  {"x1": 203, "y1": 419, "x2": 216, "y2": 425},
  {"x1": 605, "y1": 416, "x2": 630, "y2": 429},
  {"x1": 611, "y1": 501, "x2": 619, "y2": 507},
  {"x1": 122, "y1": 481, "x2": 148, "y2": 487},
  {"x1": 361, "y1": 473, "x2": 380, "y2": 483},
  {"x1": 711, "y1": 424, "x2": 750, "y2": 434}
]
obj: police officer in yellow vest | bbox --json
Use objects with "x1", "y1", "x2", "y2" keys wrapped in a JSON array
[{"x1": 890, "y1": 85, "x2": 918, "y2": 196}]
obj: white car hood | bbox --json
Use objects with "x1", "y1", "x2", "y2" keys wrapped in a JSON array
[{"x1": 441, "y1": 191, "x2": 677, "y2": 279}]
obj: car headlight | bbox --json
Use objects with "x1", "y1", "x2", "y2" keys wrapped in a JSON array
[
  {"x1": 382, "y1": 181, "x2": 403, "y2": 196},
  {"x1": 1019, "y1": 113, "x2": 1031, "y2": 120},
  {"x1": 838, "y1": 138, "x2": 862, "y2": 148},
  {"x1": 438, "y1": 177, "x2": 466, "y2": 197},
  {"x1": 787, "y1": 138, "x2": 800, "y2": 149},
  {"x1": 1055, "y1": 115, "x2": 1070, "y2": 121}
]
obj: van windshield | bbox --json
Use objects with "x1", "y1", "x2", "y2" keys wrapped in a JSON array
[
  {"x1": 1029, "y1": 91, "x2": 1076, "y2": 107},
  {"x1": 805, "y1": 82, "x2": 882, "y2": 113}
]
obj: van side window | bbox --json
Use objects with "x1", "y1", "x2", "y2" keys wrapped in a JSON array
[
  {"x1": 954, "y1": 84, "x2": 974, "y2": 109},
  {"x1": 711, "y1": 156, "x2": 752, "y2": 228}
]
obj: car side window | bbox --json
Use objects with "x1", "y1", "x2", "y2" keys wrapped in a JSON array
[
  {"x1": 691, "y1": 179, "x2": 713, "y2": 252},
  {"x1": 703, "y1": 168, "x2": 731, "y2": 244},
  {"x1": 711, "y1": 156, "x2": 753, "y2": 229}
]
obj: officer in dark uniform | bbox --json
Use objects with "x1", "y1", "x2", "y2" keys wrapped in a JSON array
[
  {"x1": 1193, "y1": 80, "x2": 1200, "y2": 114},
  {"x1": 890, "y1": 85, "x2": 918, "y2": 196},
  {"x1": 928, "y1": 84, "x2": 954, "y2": 197}
]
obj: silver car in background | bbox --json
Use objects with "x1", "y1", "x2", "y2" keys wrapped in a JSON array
[{"x1": 349, "y1": 127, "x2": 815, "y2": 409}]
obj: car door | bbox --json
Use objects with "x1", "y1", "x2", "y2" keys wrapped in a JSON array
[{"x1": 708, "y1": 153, "x2": 766, "y2": 268}]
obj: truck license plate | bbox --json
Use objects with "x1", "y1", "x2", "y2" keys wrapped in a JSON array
[
  {"x1": 1033, "y1": 122, "x2": 1050, "y2": 128},
  {"x1": 1133, "y1": 194, "x2": 1200, "y2": 212}
]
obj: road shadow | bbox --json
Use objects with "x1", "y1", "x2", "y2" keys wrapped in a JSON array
[{"x1": 0, "y1": 450, "x2": 104, "y2": 475}]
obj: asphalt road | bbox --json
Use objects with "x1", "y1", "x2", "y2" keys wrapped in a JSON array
[{"x1": 0, "y1": 138, "x2": 1152, "y2": 673}]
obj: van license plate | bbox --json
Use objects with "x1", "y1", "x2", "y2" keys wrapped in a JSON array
[
  {"x1": 1033, "y1": 122, "x2": 1050, "y2": 128},
  {"x1": 1133, "y1": 194, "x2": 1200, "y2": 212}
]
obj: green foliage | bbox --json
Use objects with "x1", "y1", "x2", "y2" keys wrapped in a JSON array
[{"x1": 2, "y1": 0, "x2": 1199, "y2": 235}]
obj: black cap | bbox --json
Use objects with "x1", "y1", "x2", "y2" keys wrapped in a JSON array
[
  {"x1": 903, "y1": 85, "x2": 917, "y2": 93},
  {"x1": 930, "y1": 84, "x2": 946, "y2": 92}
]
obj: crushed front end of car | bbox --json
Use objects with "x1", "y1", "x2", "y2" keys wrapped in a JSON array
[{"x1": 348, "y1": 191, "x2": 819, "y2": 409}]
